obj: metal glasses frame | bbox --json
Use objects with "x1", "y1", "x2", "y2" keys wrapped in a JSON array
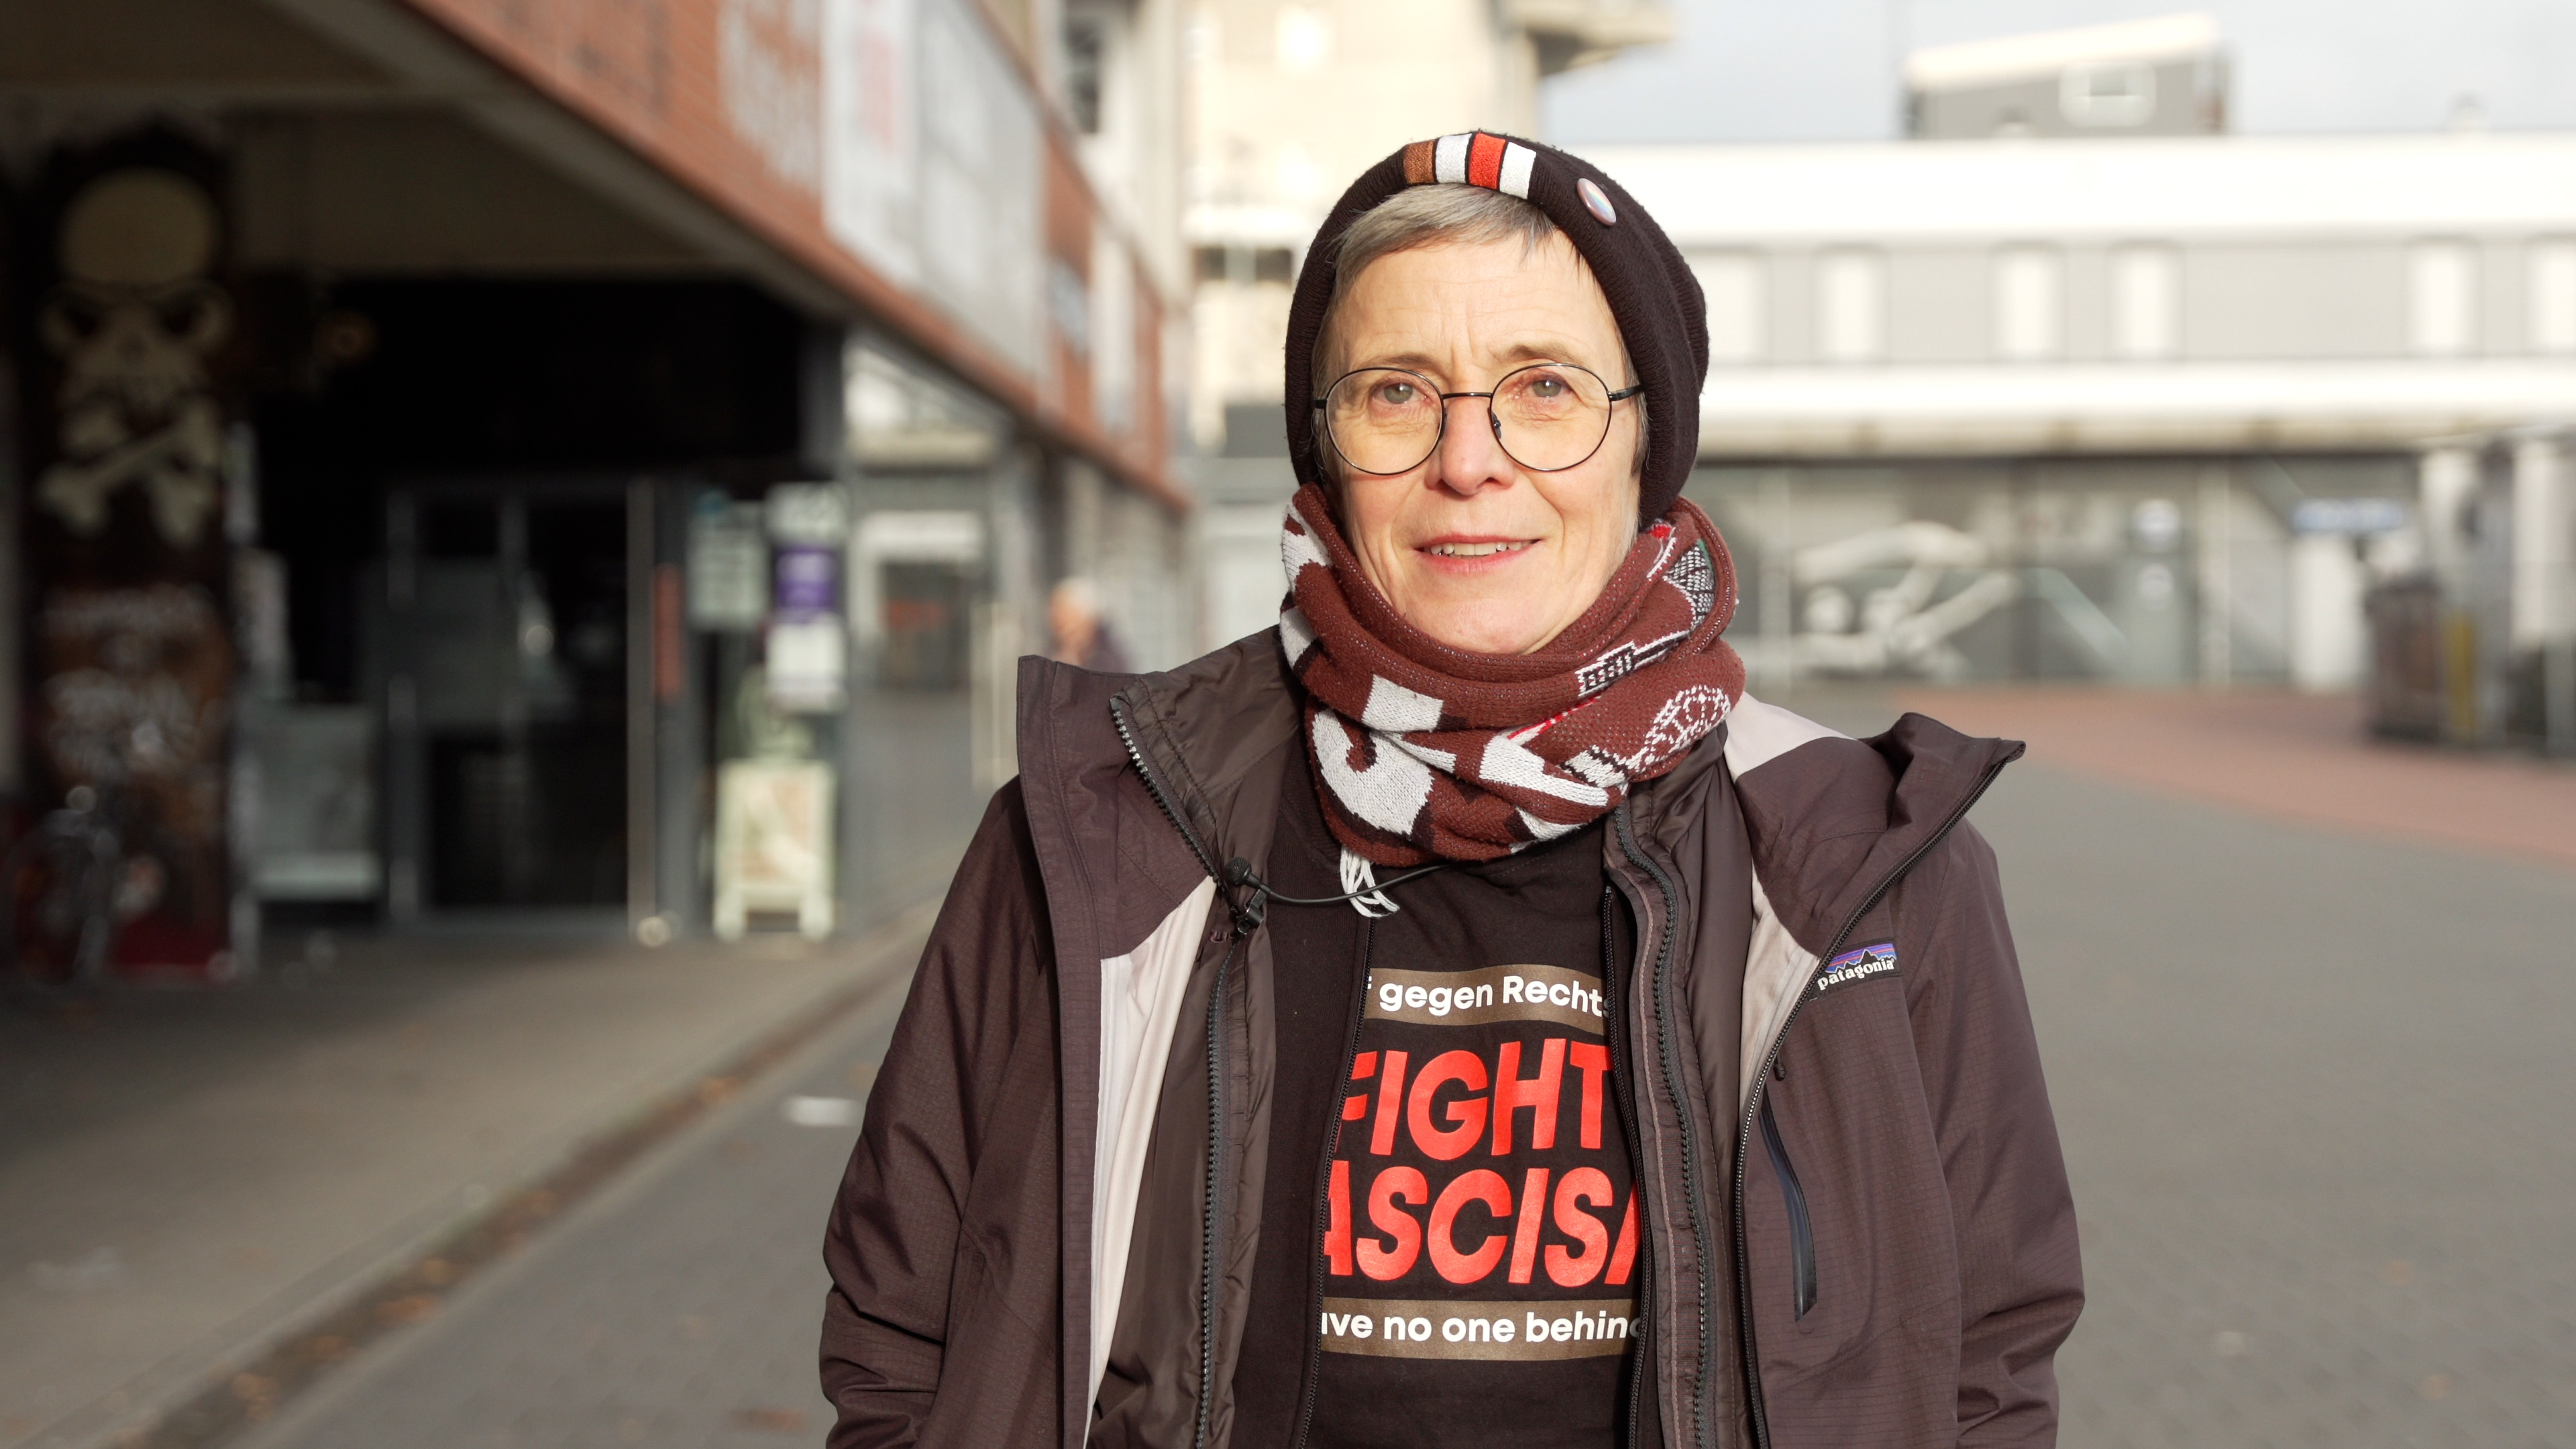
[{"x1": 1311, "y1": 362, "x2": 1645, "y2": 477}]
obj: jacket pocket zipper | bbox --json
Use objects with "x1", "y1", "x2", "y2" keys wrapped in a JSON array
[{"x1": 1755, "y1": 1098, "x2": 1816, "y2": 1321}]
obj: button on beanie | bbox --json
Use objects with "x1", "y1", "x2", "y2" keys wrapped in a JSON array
[{"x1": 1281, "y1": 132, "x2": 1709, "y2": 527}]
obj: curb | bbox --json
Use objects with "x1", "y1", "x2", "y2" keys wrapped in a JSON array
[{"x1": 91, "y1": 904, "x2": 934, "y2": 1449}]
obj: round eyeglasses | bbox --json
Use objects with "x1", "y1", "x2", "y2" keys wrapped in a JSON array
[{"x1": 1312, "y1": 363, "x2": 1644, "y2": 477}]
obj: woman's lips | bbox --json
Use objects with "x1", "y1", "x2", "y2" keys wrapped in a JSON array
[{"x1": 1413, "y1": 536, "x2": 1540, "y2": 574}]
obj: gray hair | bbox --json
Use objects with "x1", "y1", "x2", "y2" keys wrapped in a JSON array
[
  {"x1": 1311, "y1": 184, "x2": 1645, "y2": 482},
  {"x1": 1327, "y1": 184, "x2": 1562, "y2": 317}
]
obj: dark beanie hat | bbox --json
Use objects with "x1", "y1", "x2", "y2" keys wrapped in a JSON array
[{"x1": 1281, "y1": 132, "x2": 1708, "y2": 525}]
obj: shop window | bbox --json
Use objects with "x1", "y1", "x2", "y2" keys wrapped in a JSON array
[
  {"x1": 421, "y1": 497, "x2": 498, "y2": 558},
  {"x1": 880, "y1": 561, "x2": 969, "y2": 691}
]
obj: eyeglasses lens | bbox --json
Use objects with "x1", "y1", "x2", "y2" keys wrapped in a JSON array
[{"x1": 1324, "y1": 366, "x2": 1613, "y2": 475}]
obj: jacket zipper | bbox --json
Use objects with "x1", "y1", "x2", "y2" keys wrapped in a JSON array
[
  {"x1": 1106, "y1": 695, "x2": 1235, "y2": 1449},
  {"x1": 1601, "y1": 885, "x2": 1653, "y2": 1449},
  {"x1": 1731, "y1": 753, "x2": 2011, "y2": 1449},
  {"x1": 1754, "y1": 1099, "x2": 1815, "y2": 1320},
  {"x1": 1110, "y1": 696, "x2": 1226, "y2": 890},
  {"x1": 1195, "y1": 936, "x2": 1231, "y2": 1449},
  {"x1": 1611, "y1": 805, "x2": 1713, "y2": 1449},
  {"x1": 1288, "y1": 920, "x2": 1376, "y2": 1449}
]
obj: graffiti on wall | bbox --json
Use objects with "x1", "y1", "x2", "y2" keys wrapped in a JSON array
[{"x1": 16, "y1": 144, "x2": 240, "y2": 973}]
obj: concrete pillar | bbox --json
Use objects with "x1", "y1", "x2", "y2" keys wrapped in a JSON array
[
  {"x1": 2513, "y1": 433, "x2": 2576, "y2": 751},
  {"x1": 2196, "y1": 463, "x2": 2233, "y2": 686},
  {"x1": 2510, "y1": 435, "x2": 2571, "y2": 649},
  {"x1": 2289, "y1": 533, "x2": 2367, "y2": 692},
  {"x1": 2419, "y1": 445, "x2": 2478, "y2": 592}
]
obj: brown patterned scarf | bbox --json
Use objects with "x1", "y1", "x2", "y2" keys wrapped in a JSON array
[{"x1": 1279, "y1": 484, "x2": 1745, "y2": 866}]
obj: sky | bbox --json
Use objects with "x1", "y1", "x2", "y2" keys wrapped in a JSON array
[{"x1": 1540, "y1": 0, "x2": 2576, "y2": 144}]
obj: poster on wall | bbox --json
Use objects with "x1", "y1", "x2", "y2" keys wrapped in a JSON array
[
  {"x1": 822, "y1": 0, "x2": 1040, "y2": 374},
  {"x1": 822, "y1": 0, "x2": 920, "y2": 285},
  {"x1": 11, "y1": 135, "x2": 241, "y2": 978}
]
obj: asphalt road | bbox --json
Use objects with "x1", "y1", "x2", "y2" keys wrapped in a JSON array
[{"x1": 239, "y1": 753, "x2": 2576, "y2": 1449}]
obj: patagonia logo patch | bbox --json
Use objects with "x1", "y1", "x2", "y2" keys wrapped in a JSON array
[{"x1": 1808, "y1": 943, "x2": 1898, "y2": 998}]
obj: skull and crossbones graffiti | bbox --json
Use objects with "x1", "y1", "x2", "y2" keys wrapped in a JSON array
[{"x1": 34, "y1": 168, "x2": 231, "y2": 548}]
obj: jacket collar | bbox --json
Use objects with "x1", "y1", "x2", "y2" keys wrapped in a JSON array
[{"x1": 1631, "y1": 694, "x2": 2022, "y2": 955}]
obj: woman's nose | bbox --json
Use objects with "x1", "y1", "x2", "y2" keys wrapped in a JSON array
[{"x1": 1430, "y1": 396, "x2": 1512, "y2": 496}]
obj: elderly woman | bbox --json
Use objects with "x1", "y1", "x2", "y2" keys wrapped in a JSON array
[{"x1": 822, "y1": 136, "x2": 2080, "y2": 1449}]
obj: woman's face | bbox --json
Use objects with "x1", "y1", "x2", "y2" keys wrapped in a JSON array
[{"x1": 1320, "y1": 233, "x2": 1642, "y2": 656}]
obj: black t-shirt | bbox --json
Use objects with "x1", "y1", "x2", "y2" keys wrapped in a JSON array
[{"x1": 1303, "y1": 820, "x2": 1641, "y2": 1448}]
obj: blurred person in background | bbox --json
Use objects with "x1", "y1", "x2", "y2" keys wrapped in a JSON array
[
  {"x1": 1050, "y1": 576, "x2": 1134, "y2": 674},
  {"x1": 822, "y1": 134, "x2": 2079, "y2": 1448}
]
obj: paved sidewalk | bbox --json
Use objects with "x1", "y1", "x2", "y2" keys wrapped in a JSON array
[
  {"x1": 1894, "y1": 686, "x2": 2576, "y2": 871},
  {"x1": 0, "y1": 910, "x2": 935, "y2": 1449},
  {"x1": 234, "y1": 954, "x2": 911, "y2": 1449}
]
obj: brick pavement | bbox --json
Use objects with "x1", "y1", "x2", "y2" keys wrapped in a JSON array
[{"x1": 1894, "y1": 686, "x2": 2576, "y2": 871}]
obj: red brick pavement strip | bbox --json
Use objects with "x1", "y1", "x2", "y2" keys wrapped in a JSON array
[{"x1": 1896, "y1": 687, "x2": 2576, "y2": 873}]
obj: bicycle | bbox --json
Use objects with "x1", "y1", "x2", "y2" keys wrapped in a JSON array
[{"x1": 1, "y1": 784, "x2": 155, "y2": 989}]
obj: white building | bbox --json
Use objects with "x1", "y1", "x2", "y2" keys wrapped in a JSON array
[
  {"x1": 1905, "y1": 11, "x2": 2229, "y2": 140},
  {"x1": 1179, "y1": 12, "x2": 2576, "y2": 741},
  {"x1": 1585, "y1": 128, "x2": 2576, "y2": 702}
]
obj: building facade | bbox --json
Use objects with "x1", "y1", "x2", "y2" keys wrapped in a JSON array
[
  {"x1": 1584, "y1": 129, "x2": 2576, "y2": 707},
  {"x1": 1904, "y1": 11, "x2": 2229, "y2": 141},
  {"x1": 1183, "y1": 0, "x2": 1673, "y2": 648},
  {"x1": 2, "y1": 0, "x2": 1191, "y2": 972}
]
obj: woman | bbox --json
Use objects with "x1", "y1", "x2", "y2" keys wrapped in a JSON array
[{"x1": 821, "y1": 133, "x2": 2080, "y2": 1449}]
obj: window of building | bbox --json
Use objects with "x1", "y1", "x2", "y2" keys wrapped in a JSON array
[
  {"x1": 2059, "y1": 60, "x2": 2157, "y2": 127},
  {"x1": 2530, "y1": 239, "x2": 2576, "y2": 355},
  {"x1": 1691, "y1": 252, "x2": 1766, "y2": 364},
  {"x1": 1276, "y1": 5, "x2": 1332, "y2": 72},
  {"x1": 1064, "y1": 12, "x2": 1106, "y2": 134},
  {"x1": 2110, "y1": 244, "x2": 2180, "y2": 360},
  {"x1": 1816, "y1": 250, "x2": 1884, "y2": 364},
  {"x1": 1994, "y1": 245, "x2": 2063, "y2": 362},
  {"x1": 2408, "y1": 240, "x2": 2477, "y2": 358},
  {"x1": 1191, "y1": 246, "x2": 1295, "y2": 286}
]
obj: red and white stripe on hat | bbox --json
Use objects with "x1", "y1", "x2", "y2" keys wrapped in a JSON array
[{"x1": 1401, "y1": 132, "x2": 1536, "y2": 199}]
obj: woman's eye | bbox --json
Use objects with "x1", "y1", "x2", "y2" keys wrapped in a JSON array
[
  {"x1": 1526, "y1": 376, "x2": 1567, "y2": 399},
  {"x1": 1376, "y1": 382, "x2": 1417, "y2": 405}
]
